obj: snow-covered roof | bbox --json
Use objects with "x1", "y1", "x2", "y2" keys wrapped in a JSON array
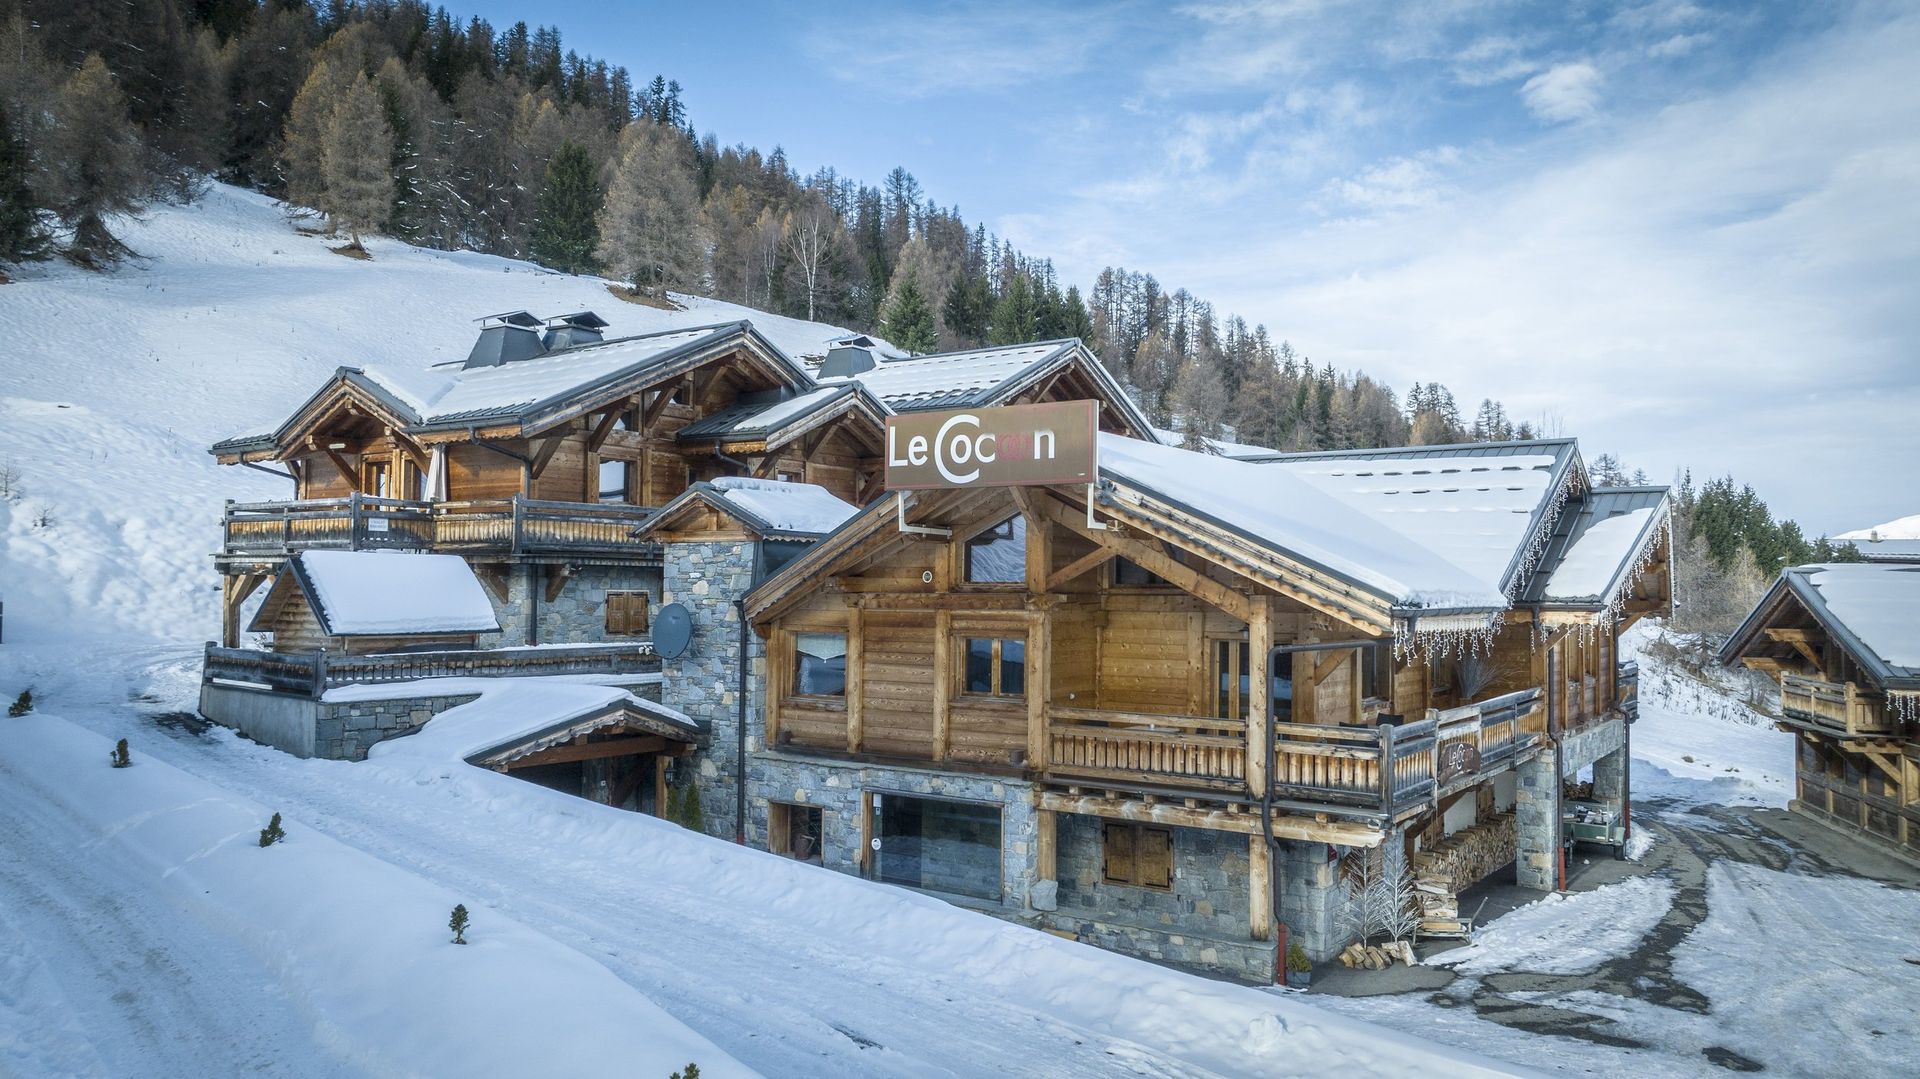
[
  {"x1": 640, "y1": 477, "x2": 860, "y2": 541},
  {"x1": 277, "y1": 550, "x2": 500, "y2": 637},
  {"x1": 1097, "y1": 435, "x2": 1506, "y2": 611},
  {"x1": 1722, "y1": 562, "x2": 1920, "y2": 690},
  {"x1": 827, "y1": 340, "x2": 1073, "y2": 410},
  {"x1": 674, "y1": 383, "x2": 886, "y2": 447},
  {"x1": 1837, "y1": 514, "x2": 1920, "y2": 542},
  {"x1": 1525, "y1": 487, "x2": 1670, "y2": 608},
  {"x1": 1245, "y1": 440, "x2": 1581, "y2": 600},
  {"x1": 1151, "y1": 426, "x2": 1278, "y2": 460}
]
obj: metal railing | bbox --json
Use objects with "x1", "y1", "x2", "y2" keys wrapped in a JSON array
[
  {"x1": 221, "y1": 494, "x2": 658, "y2": 558},
  {"x1": 203, "y1": 642, "x2": 658, "y2": 698}
]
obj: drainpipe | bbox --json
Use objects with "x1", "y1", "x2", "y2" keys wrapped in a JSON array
[
  {"x1": 526, "y1": 564, "x2": 539, "y2": 646},
  {"x1": 735, "y1": 597, "x2": 749, "y2": 845}
]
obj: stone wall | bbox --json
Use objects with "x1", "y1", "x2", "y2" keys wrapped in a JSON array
[
  {"x1": 1279, "y1": 837, "x2": 1349, "y2": 964},
  {"x1": 1560, "y1": 716, "x2": 1627, "y2": 776},
  {"x1": 313, "y1": 691, "x2": 480, "y2": 761},
  {"x1": 1515, "y1": 750, "x2": 1561, "y2": 890},
  {"x1": 482, "y1": 564, "x2": 663, "y2": 648},
  {"x1": 659, "y1": 540, "x2": 762, "y2": 844},
  {"x1": 746, "y1": 752, "x2": 1040, "y2": 910}
]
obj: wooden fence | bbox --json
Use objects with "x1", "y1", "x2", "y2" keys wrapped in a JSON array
[
  {"x1": 203, "y1": 642, "x2": 658, "y2": 698},
  {"x1": 222, "y1": 494, "x2": 657, "y2": 558}
]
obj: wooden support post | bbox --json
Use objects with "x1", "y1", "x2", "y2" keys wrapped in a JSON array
[
  {"x1": 845, "y1": 608, "x2": 865, "y2": 754},
  {"x1": 1249, "y1": 833, "x2": 1273, "y2": 942},
  {"x1": 1247, "y1": 597, "x2": 1272, "y2": 799},
  {"x1": 1035, "y1": 808, "x2": 1057, "y2": 884},
  {"x1": 1027, "y1": 609, "x2": 1051, "y2": 770},
  {"x1": 653, "y1": 754, "x2": 670, "y2": 818},
  {"x1": 932, "y1": 610, "x2": 952, "y2": 760}
]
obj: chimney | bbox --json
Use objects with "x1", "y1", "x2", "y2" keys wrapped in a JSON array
[
  {"x1": 465, "y1": 311, "x2": 547, "y2": 369},
  {"x1": 819, "y1": 344, "x2": 878, "y2": 378},
  {"x1": 542, "y1": 310, "x2": 610, "y2": 351}
]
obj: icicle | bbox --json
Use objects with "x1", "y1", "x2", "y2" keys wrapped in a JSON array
[
  {"x1": 1394, "y1": 613, "x2": 1501, "y2": 663},
  {"x1": 1890, "y1": 691, "x2": 1920, "y2": 726}
]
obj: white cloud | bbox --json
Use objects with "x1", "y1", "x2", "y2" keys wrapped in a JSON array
[
  {"x1": 1648, "y1": 32, "x2": 1713, "y2": 58},
  {"x1": 1316, "y1": 146, "x2": 1463, "y2": 213},
  {"x1": 1521, "y1": 62, "x2": 1605, "y2": 123},
  {"x1": 800, "y1": 4, "x2": 1115, "y2": 97}
]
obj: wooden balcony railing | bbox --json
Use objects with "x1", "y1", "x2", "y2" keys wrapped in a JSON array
[
  {"x1": 1779, "y1": 673, "x2": 1895, "y2": 736},
  {"x1": 204, "y1": 642, "x2": 658, "y2": 698},
  {"x1": 1045, "y1": 706, "x2": 1247, "y2": 789},
  {"x1": 221, "y1": 494, "x2": 658, "y2": 559}
]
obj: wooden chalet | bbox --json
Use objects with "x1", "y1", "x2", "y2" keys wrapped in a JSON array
[
  {"x1": 742, "y1": 433, "x2": 1671, "y2": 975},
  {"x1": 1721, "y1": 562, "x2": 1920, "y2": 859}
]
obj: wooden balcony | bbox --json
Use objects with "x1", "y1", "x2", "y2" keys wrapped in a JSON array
[
  {"x1": 1616, "y1": 660, "x2": 1640, "y2": 721},
  {"x1": 1042, "y1": 688, "x2": 1546, "y2": 816},
  {"x1": 220, "y1": 494, "x2": 659, "y2": 562},
  {"x1": 204, "y1": 642, "x2": 659, "y2": 698},
  {"x1": 1779, "y1": 673, "x2": 1896, "y2": 737}
]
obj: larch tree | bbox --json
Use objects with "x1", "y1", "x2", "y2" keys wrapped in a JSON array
[
  {"x1": 320, "y1": 74, "x2": 395, "y2": 252},
  {"x1": 529, "y1": 140, "x2": 601, "y2": 274},
  {"x1": 45, "y1": 54, "x2": 145, "y2": 267},
  {"x1": 596, "y1": 123, "x2": 701, "y2": 298},
  {"x1": 881, "y1": 269, "x2": 938, "y2": 354}
]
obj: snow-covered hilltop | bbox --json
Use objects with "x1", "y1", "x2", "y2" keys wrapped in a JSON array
[
  {"x1": 1839, "y1": 514, "x2": 1920, "y2": 541},
  {"x1": 0, "y1": 185, "x2": 867, "y2": 644}
]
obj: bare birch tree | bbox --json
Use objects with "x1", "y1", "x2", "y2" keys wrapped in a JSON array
[{"x1": 782, "y1": 190, "x2": 840, "y2": 322}]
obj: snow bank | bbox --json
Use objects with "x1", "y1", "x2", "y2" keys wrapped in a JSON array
[
  {"x1": 1622, "y1": 623, "x2": 1794, "y2": 808},
  {"x1": 1430, "y1": 876, "x2": 1676, "y2": 975},
  {"x1": 0, "y1": 713, "x2": 750, "y2": 1078},
  {"x1": 297, "y1": 550, "x2": 500, "y2": 635}
]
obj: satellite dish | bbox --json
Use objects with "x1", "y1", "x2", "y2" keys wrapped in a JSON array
[{"x1": 653, "y1": 602, "x2": 693, "y2": 659}]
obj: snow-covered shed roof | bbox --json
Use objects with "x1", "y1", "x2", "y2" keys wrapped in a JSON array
[
  {"x1": 1523, "y1": 487, "x2": 1671, "y2": 608},
  {"x1": 1096, "y1": 435, "x2": 1509, "y2": 613},
  {"x1": 251, "y1": 550, "x2": 501, "y2": 637},
  {"x1": 639, "y1": 477, "x2": 860, "y2": 541},
  {"x1": 1721, "y1": 563, "x2": 1920, "y2": 691},
  {"x1": 1239, "y1": 439, "x2": 1583, "y2": 601},
  {"x1": 820, "y1": 338, "x2": 1155, "y2": 437}
]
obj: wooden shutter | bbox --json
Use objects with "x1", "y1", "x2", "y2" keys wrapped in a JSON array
[
  {"x1": 1102, "y1": 822, "x2": 1134, "y2": 885},
  {"x1": 606, "y1": 593, "x2": 627, "y2": 636},
  {"x1": 1137, "y1": 827, "x2": 1173, "y2": 889}
]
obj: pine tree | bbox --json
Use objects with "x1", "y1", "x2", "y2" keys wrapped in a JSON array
[
  {"x1": 320, "y1": 74, "x2": 395, "y2": 252},
  {"x1": 449, "y1": 903, "x2": 470, "y2": 944},
  {"x1": 259, "y1": 812, "x2": 286, "y2": 847},
  {"x1": 882, "y1": 270, "x2": 938, "y2": 353},
  {"x1": 529, "y1": 141, "x2": 601, "y2": 274},
  {"x1": 45, "y1": 55, "x2": 145, "y2": 267},
  {"x1": 988, "y1": 272, "x2": 1037, "y2": 345},
  {"x1": 109, "y1": 739, "x2": 131, "y2": 768},
  {"x1": 597, "y1": 124, "x2": 702, "y2": 298},
  {"x1": 7, "y1": 690, "x2": 31, "y2": 717},
  {"x1": 0, "y1": 100, "x2": 50, "y2": 266}
]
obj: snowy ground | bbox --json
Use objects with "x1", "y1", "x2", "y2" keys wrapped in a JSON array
[{"x1": 1307, "y1": 624, "x2": 1920, "y2": 1078}]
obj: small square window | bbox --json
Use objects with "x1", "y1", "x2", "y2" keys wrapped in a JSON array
[
  {"x1": 605, "y1": 591, "x2": 649, "y2": 636},
  {"x1": 793, "y1": 632, "x2": 847, "y2": 697},
  {"x1": 1112, "y1": 557, "x2": 1168, "y2": 587},
  {"x1": 964, "y1": 516, "x2": 1026, "y2": 584},
  {"x1": 961, "y1": 637, "x2": 1026, "y2": 697},
  {"x1": 598, "y1": 458, "x2": 630, "y2": 502}
]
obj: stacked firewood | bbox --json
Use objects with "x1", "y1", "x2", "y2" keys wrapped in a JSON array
[
  {"x1": 1408, "y1": 811, "x2": 1517, "y2": 935},
  {"x1": 1337, "y1": 940, "x2": 1417, "y2": 969}
]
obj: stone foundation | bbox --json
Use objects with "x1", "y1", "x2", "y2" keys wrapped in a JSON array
[{"x1": 659, "y1": 539, "x2": 763, "y2": 844}]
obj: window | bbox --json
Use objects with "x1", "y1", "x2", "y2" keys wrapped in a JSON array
[
  {"x1": 1102, "y1": 823, "x2": 1173, "y2": 890},
  {"x1": 962, "y1": 637, "x2": 1026, "y2": 697},
  {"x1": 670, "y1": 382, "x2": 691, "y2": 406},
  {"x1": 792, "y1": 632, "x2": 847, "y2": 697},
  {"x1": 964, "y1": 515, "x2": 1026, "y2": 584},
  {"x1": 1361, "y1": 645, "x2": 1391, "y2": 701},
  {"x1": 776, "y1": 470, "x2": 801, "y2": 483},
  {"x1": 870, "y1": 793, "x2": 1003, "y2": 901},
  {"x1": 362, "y1": 459, "x2": 390, "y2": 498},
  {"x1": 1112, "y1": 557, "x2": 1168, "y2": 587},
  {"x1": 597, "y1": 458, "x2": 630, "y2": 503},
  {"x1": 1212, "y1": 639, "x2": 1251, "y2": 719},
  {"x1": 605, "y1": 591, "x2": 649, "y2": 636},
  {"x1": 768, "y1": 802, "x2": 823, "y2": 865}
]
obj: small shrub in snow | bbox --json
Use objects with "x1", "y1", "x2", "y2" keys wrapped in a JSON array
[
  {"x1": 29, "y1": 502, "x2": 54, "y2": 528},
  {"x1": 449, "y1": 903, "x2": 470, "y2": 945},
  {"x1": 673, "y1": 780, "x2": 705, "y2": 832},
  {"x1": 259, "y1": 812, "x2": 286, "y2": 847},
  {"x1": 670, "y1": 1064, "x2": 700, "y2": 1079},
  {"x1": 109, "y1": 738, "x2": 131, "y2": 768},
  {"x1": 7, "y1": 690, "x2": 31, "y2": 717},
  {"x1": 0, "y1": 459, "x2": 19, "y2": 499},
  {"x1": 1287, "y1": 941, "x2": 1312, "y2": 973}
]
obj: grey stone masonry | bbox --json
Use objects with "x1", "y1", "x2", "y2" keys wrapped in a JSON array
[
  {"x1": 746, "y1": 751, "x2": 1041, "y2": 910},
  {"x1": 481, "y1": 564, "x2": 662, "y2": 648},
  {"x1": 1560, "y1": 715, "x2": 1627, "y2": 777},
  {"x1": 1515, "y1": 749, "x2": 1561, "y2": 890},
  {"x1": 314, "y1": 692, "x2": 479, "y2": 761},
  {"x1": 659, "y1": 540, "x2": 763, "y2": 844},
  {"x1": 1276, "y1": 837, "x2": 1348, "y2": 965}
]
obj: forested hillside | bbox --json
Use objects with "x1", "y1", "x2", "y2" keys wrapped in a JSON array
[{"x1": 0, "y1": 0, "x2": 1854, "y2": 634}]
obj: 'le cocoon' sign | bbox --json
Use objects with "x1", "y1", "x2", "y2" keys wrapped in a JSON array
[{"x1": 883, "y1": 400, "x2": 1099, "y2": 491}]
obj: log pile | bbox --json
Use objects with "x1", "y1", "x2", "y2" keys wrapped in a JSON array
[
  {"x1": 1409, "y1": 811, "x2": 1517, "y2": 935},
  {"x1": 1336, "y1": 940, "x2": 1417, "y2": 970}
]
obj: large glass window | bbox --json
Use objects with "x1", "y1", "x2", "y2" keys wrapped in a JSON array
[
  {"x1": 964, "y1": 515, "x2": 1026, "y2": 584},
  {"x1": 597, "y1": 458, "x2": 630, "y2": 502},
  {"x1": 962, "y1": 637, "x2": 1026, "y2": 697},
  {"x1": 792, "y1": 632, "x2": 847, "y2": 697},
  {"x1": 870, "y1": 794, "x2": 1002, "y2": 901}
]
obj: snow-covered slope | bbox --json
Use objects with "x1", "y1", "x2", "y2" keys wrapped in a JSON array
[
  {"x1": 1838, "y1": 514, "x2": 1920, "y2": 541},
  {"x1": 0, "y1": 184, "x2": 866, "y2": 645}
]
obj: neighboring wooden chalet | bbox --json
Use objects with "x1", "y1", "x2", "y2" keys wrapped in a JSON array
[
  {"x1": 248, "y1": 550, "x2": 499, "y2": 654},
  {"x1": 1721, "y1": 562, "x2": 1920, "y2": 859},
  {"x1": 739, "y1": 432, "x2": 1671, "y2": 976}
]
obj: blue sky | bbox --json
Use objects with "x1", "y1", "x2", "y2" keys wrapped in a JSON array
[{"x1": 473, "y1": 0, "x2": 1917, "y2": 535}]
